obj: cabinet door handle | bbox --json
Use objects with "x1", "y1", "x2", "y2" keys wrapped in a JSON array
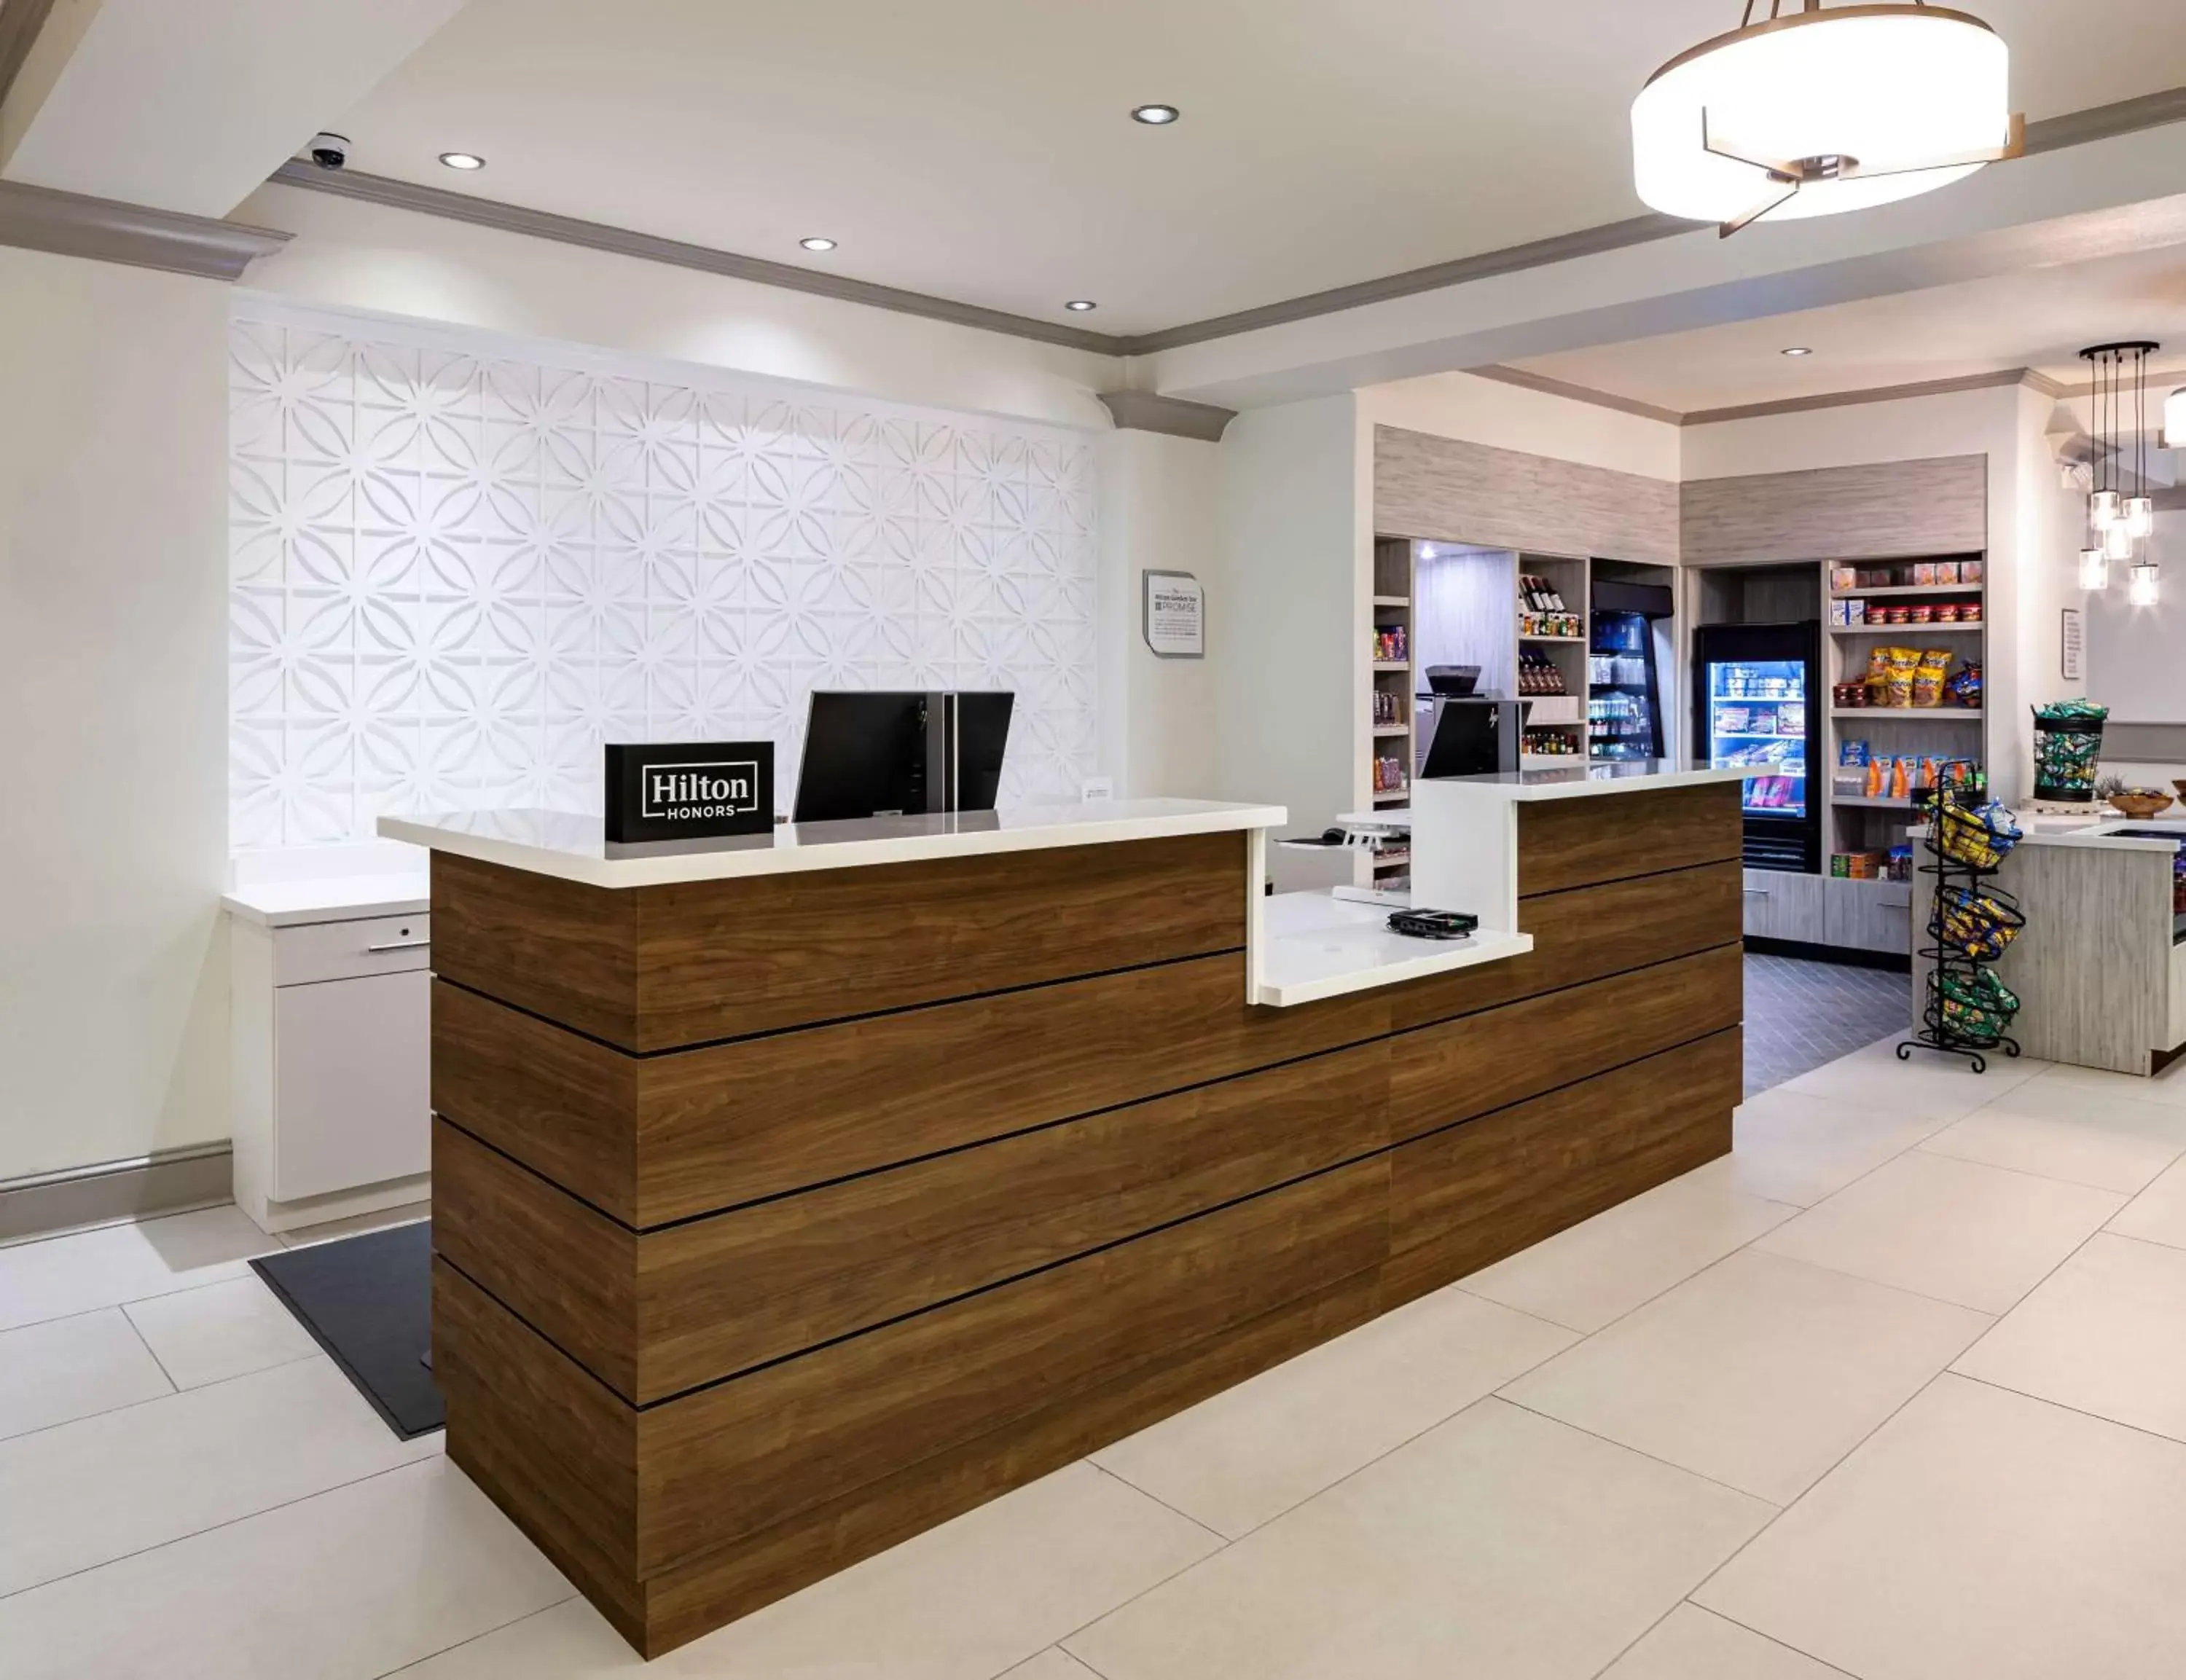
[
  {"x1": 365, "y1": 938, "x2": 432, "y2": 953},
  {"x1": 1742, "y1": 887, "x2": 1771, "y2": 897}
]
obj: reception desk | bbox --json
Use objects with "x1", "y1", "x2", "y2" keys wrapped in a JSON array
[{"x1": 384, "y1": 773, "x2": 1744, "y2": 1657}]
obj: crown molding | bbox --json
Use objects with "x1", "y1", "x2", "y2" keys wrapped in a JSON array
[
  {"x1": 1468, "y1": 364, "x2": 1684, "y2": 425},
  {"x1": 1097, "y1": 390, "x2": 1237, "y2": 441},
  {"x1": 0, "y1": 0, "x2": 58, "y2": 112},
  {"x1": 256, "y1": 84, "x2": 2186, "y2": 361},
  {"x1": 0, "y1": 177, "x2": 289, "y2": 279},
  {"x1": 1115, "y1": 215, "x2": 1695, "y2": 356},
  {"x1": 267, "y1": 161, "x2": 1123, "y2": 356},
  {"x1": 1681, "y1": 366, "x2": 2045, "y2": 427}
]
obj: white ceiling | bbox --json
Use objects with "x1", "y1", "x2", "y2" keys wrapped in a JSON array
[
  {"x1": 324, "y1": 0, "x2": 2186, "y2": 337},
  {"x1": 1509, "y1": 243, "x2": 2186, "y2": 415}
]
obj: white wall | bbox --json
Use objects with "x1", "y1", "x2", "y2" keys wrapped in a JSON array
[
  {"x1": 1095, "y1": 428, "x2": 1223, "y2": 798},
  {"x1": 2089, "y1": 509, "x2": 2186, "y2": 724},
  {"x1": 0, "y1": 248, "x2": 231, "y2": 1182},
  {"x1": 229, "y1": 299, "x2": 1102, "y2": 848},
  {"x1": 1217, "y1": 395, "x2": 1364, "y2": 887},
  {"x1": 234, "y1": 184, "x2": 1121, "y2": 433}
]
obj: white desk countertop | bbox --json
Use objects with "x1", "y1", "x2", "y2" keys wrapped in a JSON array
[
  {"x1": 1253, "y1": 892, "x2": 1533, "y2": 1008},
  {"x1": 380, "y1": 798, "x2": 1288, "y2": 889},
  {"x1": 1428, "y1": 761, "x2": 1751, "y2": 802},
  {"x1": 222, "y1": 873, "x2": 432, "y2": 927}
]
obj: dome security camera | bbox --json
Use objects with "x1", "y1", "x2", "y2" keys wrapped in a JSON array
[{"x1": 307, "y1": 132, "x2": 350, "y2": 170}]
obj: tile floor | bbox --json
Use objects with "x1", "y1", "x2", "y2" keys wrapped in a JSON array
[
  {"x1": 9, "y1": 1051, "x2": 2186, "y2": 1677},
  {"x1": 1743, "y1": 954, "x2": 1911, "y2": 1097}
]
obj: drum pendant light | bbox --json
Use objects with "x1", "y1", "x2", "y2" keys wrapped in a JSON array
[{"x1": 1632, "y1": 1, "x2": 2024, "y2": 237}]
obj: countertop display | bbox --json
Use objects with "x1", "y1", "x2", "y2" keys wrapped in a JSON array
[
  {"x1": 380, "y1": 798, "x2": 1286, "y2": 889},
  {"x1": 222, "y1": 873, "x2": 431, "y2": 927},
  {"x1": 1253, "y1": 892, "x2": 1533, "y2": 1008},
  {"x1": 1431, "y1": 760, "x2": 1752, "y2": 802}
]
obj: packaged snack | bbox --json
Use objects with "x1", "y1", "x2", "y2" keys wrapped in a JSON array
[
  {"x1": 1717, "y1": 705, "x2": 1752, "y2": 735},
  {"x1": 1936, "y1": 562, "x2": 1961, "y2": 585},
  {"x1": 1912, "y1": 649, "x2": 1952, "y2": 707},
  {"x1": 1831, "y1": 567, "x2": 1857, "y2": 593},
  {"x1": 1839, "y1": 739, "x2": 1871, "y2": 766},
  {"x1": 1908, "y1": 605, "x2": 1935, "y2": 625},
  {"x1": 1934, "y1": 602, "x2": 1959, "y2": 623},
  {"x1": 1890, "y1": 756, "x2": 1913, "y2": 799},
  {"x1": 1846, "y1": 597, "x2": 1866, "y2": 624},
  {"x1": 1866, "y1": 755, "x2": 1887, "y2": 797},
  {"x1": 1960, "y1": 600, "x2": 1983, "y2": 623},
  {"x1": 1962, "y1": 560, "x2": 1984, "y2": 584},
  {"x1": 1944, "y1": 661, "x2": 1983, "y2": 708},
  {"x1": 1920, "y1": 755, "x2": 1945, "y2": 789},
  {"x1": 1915, "y1": 563, "x2": 1939, "y2": 586}
]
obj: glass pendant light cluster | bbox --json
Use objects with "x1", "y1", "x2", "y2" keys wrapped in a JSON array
[
  {"x1": 1631, "y1": 1, "x2": 2023, "y2": 238},
  {"x1": 2080, "y1": 342, "x2": 2161, "y2": 605}
]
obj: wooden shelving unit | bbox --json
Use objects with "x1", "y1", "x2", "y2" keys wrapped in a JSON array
[
  {"x1": 1368, "y1": 539, "x2": 1416, "y2": 824},
  {"x1": 1824, "y1": 565, "x2": 1990, "y2": 894}
]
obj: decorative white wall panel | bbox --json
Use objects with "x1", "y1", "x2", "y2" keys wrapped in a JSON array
[{"x1": 228, "y1": 303, "x2": 1099, "y2": 849}]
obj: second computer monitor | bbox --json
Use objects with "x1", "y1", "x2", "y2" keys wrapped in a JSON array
[{"x1": 792, "y1": 690, "x2": 1013, "y2": 824}]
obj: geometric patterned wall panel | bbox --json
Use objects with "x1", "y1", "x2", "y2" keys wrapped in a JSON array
[{"x1": 228, "y1": 303, "x2": 1099, "y2": 851}]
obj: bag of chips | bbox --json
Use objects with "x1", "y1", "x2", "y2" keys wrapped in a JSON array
[
  {"x1": 1912, "y1": 649, "x2": 1953, "y2": 708},
  {"x1": 1946, "y1": 662, "x2": 1983, "y2": 708}
]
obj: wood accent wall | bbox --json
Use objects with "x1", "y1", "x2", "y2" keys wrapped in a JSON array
[
  {"x1": 1372, "y1": 424, "x2": 1680, "y2": 564},
  {"x1": 1681, "y1": 455, "x2": 1987, "y2": 566},
  {"x1": 428, "y1": 791, "x2": 1744, "y2": 1657}
]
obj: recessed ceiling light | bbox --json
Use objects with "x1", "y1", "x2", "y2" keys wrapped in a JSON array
[
  {"x1": 438, "y1": 151, "x2": 485, "y2": 170},
  {"x1": 1131, "y1": 103, "x2": 1180, "y2": 125},
  {"x1": 799, "y1": 236, "x2": 837, "y2": 252},
  {"x1": 1782, "y1": 346, "x2": 1814, "y2": 357},
  {"x1": 1065, "y1": 299, "x2": 1097, "y2": 313}
]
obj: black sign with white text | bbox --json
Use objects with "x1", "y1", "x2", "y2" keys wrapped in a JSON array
[{"x1": 604, "y1": 742, "x2": 775, "y2": 844}]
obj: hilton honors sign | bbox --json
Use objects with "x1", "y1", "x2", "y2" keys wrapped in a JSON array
[{"x1": 605, "y1": 742, "x2": 775, "y2": 844}]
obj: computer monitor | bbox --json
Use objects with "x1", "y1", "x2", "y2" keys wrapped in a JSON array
[
  {"x1": 792, "y1": 690, "x2": 1014, "y2": 823},
  {"x1": 1418, "y1": 694, "x2": 1525, "y2": 781}
]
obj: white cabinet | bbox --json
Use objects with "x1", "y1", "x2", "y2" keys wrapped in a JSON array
[
  {"x1": 1743, "y1": 868, "x2": 1828, "y2": 944},
  {"x1": 228, "y1": 893, "x2": 432, "y2": 1234},
  {"x1": 1824, "y1": 877, "x2": 1914, "y2": 957}
]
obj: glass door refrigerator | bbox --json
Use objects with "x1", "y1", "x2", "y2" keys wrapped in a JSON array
[
  {"x1": 1588, "y1": 580, "x2": 1674, "y2": 761},
  {"x1": 1692, "y1": 621, "x2": 1822, "y2": 872}
]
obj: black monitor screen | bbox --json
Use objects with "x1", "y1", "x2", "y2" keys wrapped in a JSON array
[{"x1": 793, "y1": 691, "x2": 1013, "y2": 824}]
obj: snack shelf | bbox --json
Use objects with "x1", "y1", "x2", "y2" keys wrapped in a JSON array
[
  {"x1": 1830, "y1": 622, "x2": 1986, "y2": 635},
  {"x1": 1832, "y1": 795, "x2": 1916, "y2": 809},
  {"x1": 1831, "y1": 707, "x2": 1983, "y2": 721},
  {"x1": 1830, "y1": 584, "x2": 1986, "y2": 600}
]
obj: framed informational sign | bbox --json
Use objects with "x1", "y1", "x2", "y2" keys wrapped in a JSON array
[
  {"x1": 605, "y1": 742, "x2": 775, "y2": 844},
  {"x1": 2061, "y1": 607, "x2": 2085, "y2": 680},
  {"x1": 1143, "y1": 569, "x2": 1204, "y2": 659}
]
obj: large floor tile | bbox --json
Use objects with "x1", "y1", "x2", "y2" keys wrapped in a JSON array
[
  {"x1": 1697, "y1": 1375, "x2": 2186, "y2": 1680},
  {"x1": 1065, "y1": 1398, "x2": 1771, "y2": 1680},
  {"x1": 0, "y1": 1354, "x2": 436, "y2": 1596},
  {"x1": 0, "y1": 1456, "x2": 570, "y2": 1680},
  {"x1": 277, "y1": 1200, "x2": 430, "y2": 1248},
  {"x1": 0, "y1": 1308, "x2": 171, "y2": 1442},
  {"x1": 1953, "y1": 1233, "x2": 2186, "y2": 1443},
  {"x1": 1725, "y1": 1087, "x2": 1946, "y2": 1207},
  {"x1": 1093, "y1": 1284, "x2": 1575, "y2": 1536},
  {"x1": 1753, "y1": 1150, "x2": 2123, "y2": 1314},
  {"x1": 1919, "y1": 1075, "x2": 2186, "y2": 1193},
  {"x1": 0, "y1": 1204, "x2": 280, "y2": 1333},
  {"x1": 1598, "y1": 1604, "x2": 1850, "y2": 1679},
  {"x1": 125, "y1": 1274, "x2": 321, "y2": 1389},
  {"x1": 999, "y1": 1652, "x2": 1104, "y2": 1680},
  {"x1": 396, "y1": 1461, "x2": 1222, "y2": 1679},
  {"x1": 1504, "y1": 1249, "x2": 1989, "y2": 1504},
  {"x1": 2027, "y1": 1056, "x2": 2186, "y2": 1110},
  {"x1": 1778, "y1": 1037, "x2": 2043, "y2": 1113},
  {"x1": 1459, "y1": 1163, "x2": 1798, "y2": 1334},
  {"x1": 2107, "y1": 1153, "x2": 2186, "y2": 1251}
]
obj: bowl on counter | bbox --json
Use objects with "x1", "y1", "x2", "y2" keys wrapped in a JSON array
[{"x1": 2112, "y1": 790, "x2": 2177, "y2": 820}]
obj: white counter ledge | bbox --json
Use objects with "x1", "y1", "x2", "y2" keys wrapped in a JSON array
[
  {"x1": 1425, "y1": 760, "x2": 1752, "y2": 801},
  {"x1": 1252, "y1": 892, "x2": 1532, "y2": 1008},
  {"x1": 222, "y1": 874, "x2": 431, "y2": 927},
  {"x1": 379, "y1": 797, "x2": 1288, "y2": 889}
]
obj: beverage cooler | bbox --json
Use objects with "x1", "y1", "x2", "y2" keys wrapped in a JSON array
[
  {"x1": 1692, "y1": 621, "x2": 1822, "y2": 873},
  {"x1": 1588, "y1": 580, "x2": 1674, "y2": 761}
]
